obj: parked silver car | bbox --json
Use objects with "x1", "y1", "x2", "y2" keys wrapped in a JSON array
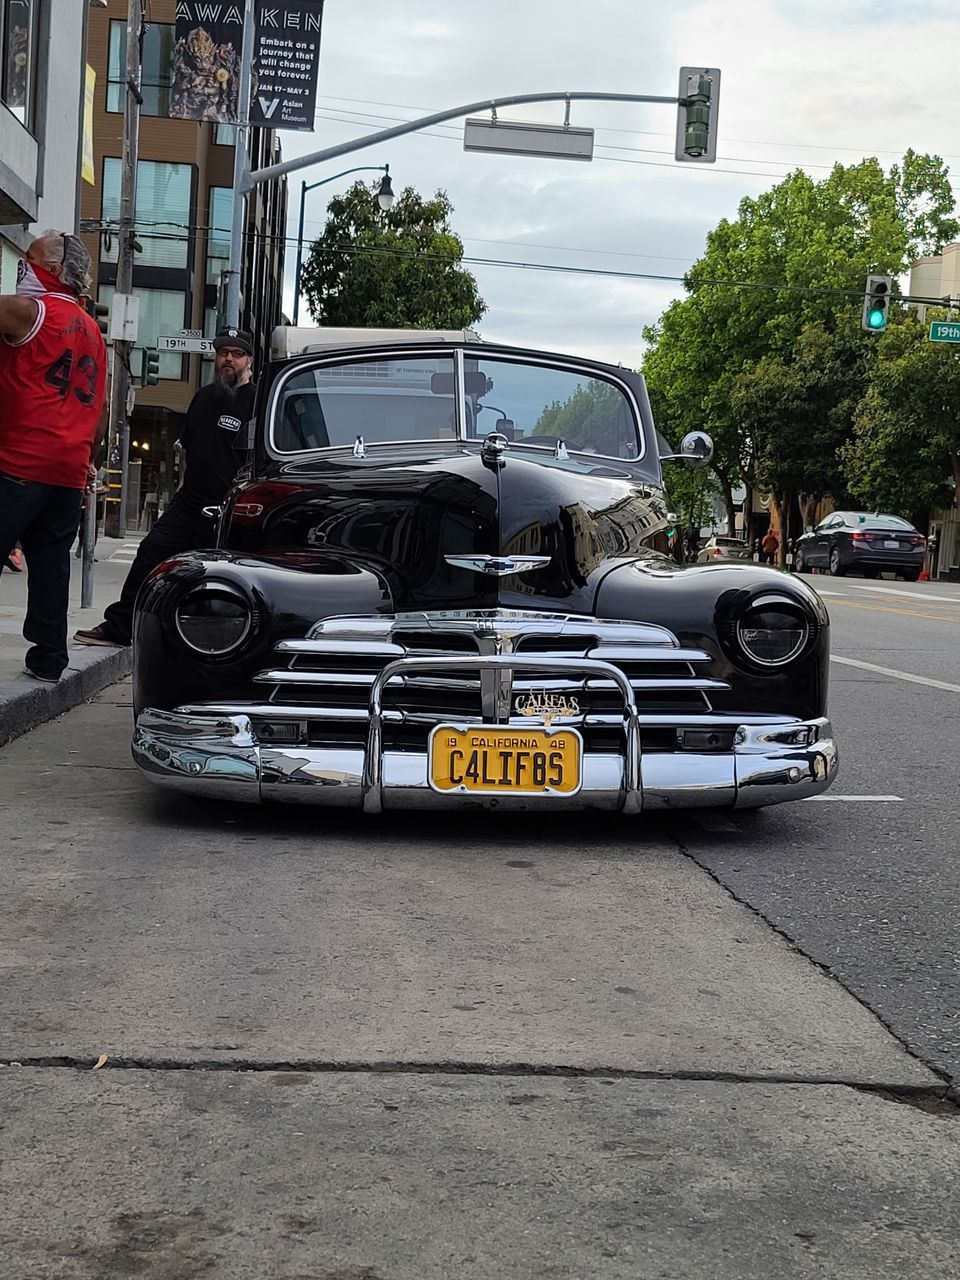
[{"x1": 696, "y1": 536, "x2": 753, "y2": 563}]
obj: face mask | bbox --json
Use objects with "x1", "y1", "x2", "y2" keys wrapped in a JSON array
[{"x1": 16, "y1": 259, "x2": 64, "y2": 299}]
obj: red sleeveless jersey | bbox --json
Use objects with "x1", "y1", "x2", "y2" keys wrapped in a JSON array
[{"x1": 0, "y1": 292, "x2": 107, "y2": 490}]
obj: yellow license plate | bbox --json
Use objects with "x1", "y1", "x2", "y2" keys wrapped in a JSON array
[{"x1": 428, "y1": 725, "x2": 582, "y2": 796}]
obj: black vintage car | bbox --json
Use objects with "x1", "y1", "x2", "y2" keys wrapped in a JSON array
[{"x1": 132, "y1": 329, "x2": 838, "y2": 812}]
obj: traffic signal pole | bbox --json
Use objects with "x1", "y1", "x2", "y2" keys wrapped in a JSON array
[
  {"x1": 224, "y1": 83, "x2": 716, "y2": 329},
  {"x1": 113, "y1": 0, "x2": 142, "y2": 537}
]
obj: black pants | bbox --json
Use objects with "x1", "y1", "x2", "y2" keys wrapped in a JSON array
[
  {"x1": 0, "y1": 473, "x2": 83, "y2": 678},
  {"x1": 103, "y1": 499, "x2": 216, "y2": 644}
]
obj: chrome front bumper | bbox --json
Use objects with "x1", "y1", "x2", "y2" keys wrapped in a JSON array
[{"x1": 133, "y1": 652, "x2": 838, "y2": 813}]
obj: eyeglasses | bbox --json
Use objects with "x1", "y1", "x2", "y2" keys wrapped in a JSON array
[{"x1": 217, "y1": 348, "x2": 248, "y2": 359}]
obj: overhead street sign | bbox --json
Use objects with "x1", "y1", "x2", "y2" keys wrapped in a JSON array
[
  {"x1": 464, "y1": 117, "x2": 594, "y2": 161},
  {"x1": 929, "y1": 321, "x2": 960, "y2": 343},
  {"x1": 158, "y1": 335, "x2": 215, "y2": 354}
]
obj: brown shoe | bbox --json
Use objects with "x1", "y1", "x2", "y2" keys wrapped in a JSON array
[{"x1": 73, "y1": 623, "x2": 128, "y2": 647}]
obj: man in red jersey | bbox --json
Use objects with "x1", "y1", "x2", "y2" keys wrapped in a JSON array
[{"x1": 0, "y1": 232, "x2": 107, "y2": 681}]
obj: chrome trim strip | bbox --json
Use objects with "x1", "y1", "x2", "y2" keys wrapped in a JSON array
[{"x1": 253, "y1": 669, "x2": 728, "y2": 693}]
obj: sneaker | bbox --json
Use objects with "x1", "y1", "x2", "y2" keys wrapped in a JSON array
[
  {"x1": 24, "y1": 666, "x2": 60, "y2": 683},
  {"x1": 73, "y1": 623, "x2": 128, "y2": 647}
]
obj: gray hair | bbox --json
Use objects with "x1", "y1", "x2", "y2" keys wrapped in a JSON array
[{"x1": 39, "y1": 229, "x2": 93, "y2": 296}]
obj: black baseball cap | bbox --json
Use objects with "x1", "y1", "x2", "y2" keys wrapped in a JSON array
[{"x1": 213, "y1": 327, "x2": 254, "y2": 356}]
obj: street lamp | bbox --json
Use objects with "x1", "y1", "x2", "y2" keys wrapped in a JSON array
[{"x1": 292, "y1": 164, "x2": 394, "y2": 326}]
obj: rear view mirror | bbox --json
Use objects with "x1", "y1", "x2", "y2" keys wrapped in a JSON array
[{"x1": 430, "y1": 371, "x2": 489, "y2": 397}]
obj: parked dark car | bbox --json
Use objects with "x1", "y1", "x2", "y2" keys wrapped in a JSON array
[
  {"x1": 696, "y1": 535, "x2": 752, "y2": 564},
  {"x1": 794, "y1": 512, "x2": 925, "y2": 579},
  {"x1": 131, "y1": 329, "x2": 838, "y2": 812}
]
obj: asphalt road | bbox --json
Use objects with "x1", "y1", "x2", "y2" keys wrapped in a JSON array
[{"x1": 2, "y1": 570, "x2": 960, "y2": 1278}]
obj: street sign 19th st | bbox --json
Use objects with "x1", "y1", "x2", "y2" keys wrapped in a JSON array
[{"x1": 929, "y1": 321, "x2": 960, "y2": 343}]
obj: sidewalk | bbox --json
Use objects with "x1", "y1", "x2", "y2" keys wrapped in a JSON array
[{"x1": 0, "y1": 535, "x2": 143, "y2": 747}]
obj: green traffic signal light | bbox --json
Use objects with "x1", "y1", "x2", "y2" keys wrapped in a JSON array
[{"x1": 861, "y1": 274, "x2": 892, "y2": 334}]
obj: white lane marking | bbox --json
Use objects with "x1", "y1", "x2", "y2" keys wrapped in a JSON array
[
  {"x1": 835, "y1": 582, "x2": 960, "y2": 605},
  {"x1": 832, "y1": 654, "x2": 960, "y2": 693},
  {"x1": 804, "y1": 794, "x2": 903, "y2": 802}
]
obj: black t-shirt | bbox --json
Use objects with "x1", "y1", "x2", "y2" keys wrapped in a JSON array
[{"x1": 177, "y1": 380, "x2": 256, "y2": 509}]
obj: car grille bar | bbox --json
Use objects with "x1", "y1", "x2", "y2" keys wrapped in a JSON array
[{"x1": 192, "y1": 610, "x2": 734, "y2": 758}]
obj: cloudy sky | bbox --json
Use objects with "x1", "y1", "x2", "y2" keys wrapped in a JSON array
[{"x1": 275, "y1": 0, "x2": 957, "y2": 365}]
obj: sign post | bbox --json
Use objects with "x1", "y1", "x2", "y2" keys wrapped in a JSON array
[{"x1": 158, "y1": 335, "x2": 215, "y2": 355}]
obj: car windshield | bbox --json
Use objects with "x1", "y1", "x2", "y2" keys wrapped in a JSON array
[{"x1": 271, "y1": 352, "x2": 642, "y2": 460}]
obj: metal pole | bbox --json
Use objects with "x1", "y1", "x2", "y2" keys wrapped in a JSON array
[
  {"x1": 80, "y1": 487, "x2": 96, "y2": 607},
  {"x1": 114, "y1": 0, "x2": 141, "y2": 537},
  {"x1": 224, "y1": 0, "x2": 256, "y2": 330},
  {"x1": 244, "y1": 90, "x2": 683, "y2": 192},
  {"x1": 291, "y1": 167, "x2": 388, "y2": 326},
  {"x1": 292, "y1": 179, "x2": 306, "y2": 327}
]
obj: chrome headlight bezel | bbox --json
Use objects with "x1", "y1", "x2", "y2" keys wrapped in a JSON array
[
  {"x1": 174, "y1": 581, "x2": 253, "y2": 657},
  {"x1": 734, "y1": 594, "x2": 812, "y2": 668}
]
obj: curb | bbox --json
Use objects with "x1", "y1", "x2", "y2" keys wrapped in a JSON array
[{"x1": 0, "y1": 645, "x2": 133, "y2": 750}]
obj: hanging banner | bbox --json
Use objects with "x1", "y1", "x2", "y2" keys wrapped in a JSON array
[
  {"x1": 249, "y1": 0, "x2": 325, "y2": 131},
  {"x1": 169, "y1": 2, "x2": 244, "y2": 124},
  {"x1": 82, "y1": 66, "x2": 96, "y2": 185}
]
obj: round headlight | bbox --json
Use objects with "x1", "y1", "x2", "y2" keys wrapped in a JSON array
[
  {"x1": 175, "y1": 584, "x2": 251, "y2": 655},
  {"x1": 736, "y1": 598, "x2": 809, "y2": 667}
]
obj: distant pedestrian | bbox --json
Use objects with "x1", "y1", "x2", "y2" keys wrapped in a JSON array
[
  {"x1": 761, "y1": 529, "x2": 779, "y2": 565},
  {"x1": 0, "y1": 232, "x2": 107, "y2": 681},
  {"x1": 74, "y1": 327, "x2": 256, "y2": 648}
]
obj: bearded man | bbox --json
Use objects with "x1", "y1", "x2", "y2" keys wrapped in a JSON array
[{"x1": 75, "y1": 327, "x2": 255, "y2": 648}]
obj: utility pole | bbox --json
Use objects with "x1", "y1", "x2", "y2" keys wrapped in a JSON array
[
  {"x1": 224, "y1": 0, "x2": 255, "y2": 331},
  {"x1": 113, "y1": 0, "x2": 142, "y2": 537}
]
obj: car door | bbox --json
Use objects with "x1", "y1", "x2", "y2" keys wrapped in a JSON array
[{"x1": 806, "y1": 517, "x2": 835, "y2": 566}]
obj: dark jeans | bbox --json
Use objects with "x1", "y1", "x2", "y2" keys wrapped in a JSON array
[
  {"x1": 102, "y1": 499, "x2": 216, "y2": 644},
  {"x1": 0, "y1": 473, "x2": 83, "y2": 678}
]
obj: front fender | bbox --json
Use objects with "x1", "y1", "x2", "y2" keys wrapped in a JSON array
[
  {"x1": 133, "y1": 549, "x2": 392, "y2": 715},
  {"x1": 596, "y1": 559, "x2": 830, "y2": 720}
]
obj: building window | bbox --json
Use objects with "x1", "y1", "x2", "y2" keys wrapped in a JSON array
[
  {"x1": 1, "y1": 0, "x2": 39, "y2": 128},
  {"x1": 206, "y1": 186, "x2": 231, "y2": 287},
  {"x1": 101, "y1": 158, "x2": 193, "y2": 270},
  {"x1": 215, "y1": 123, "x2": 236, "y2": 146},
  {"x1": 107, "y1": 21, "x2": 174, "y2": 117},
  {"x1": 99, "y1": 284, "x2": 187, "y2": 380}
]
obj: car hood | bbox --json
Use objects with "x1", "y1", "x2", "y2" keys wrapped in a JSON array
[{"x1": 222, "y1": 442, "x2": 670, "y2": 613}]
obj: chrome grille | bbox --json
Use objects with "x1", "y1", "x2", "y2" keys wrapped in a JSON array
[{"x1": 243, "y1": 610, "x2": 730, "y2": 752}]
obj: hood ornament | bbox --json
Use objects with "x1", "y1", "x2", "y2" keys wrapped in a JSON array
[
  {"x1": 352, "y1": 435, "x2": 366, "y2": 458},
  {"x1": 554, "y1": 439, "x2": 569, "y2": 460},
  {"x1": 481, "y1": 432, "x2": 509, "y2": 462},
  {"x1": 445, "y1": 554, "x2": 551, "y2": 577}
]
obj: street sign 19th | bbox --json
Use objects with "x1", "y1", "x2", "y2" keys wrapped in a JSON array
[{"x1": 929, "y1": 321, "x2": 960, "y2": 343}]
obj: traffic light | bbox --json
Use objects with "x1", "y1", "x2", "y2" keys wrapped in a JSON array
[
  {"x1": 862, "y1": 274, "x2": 893, "y2": 333},
  {"x1": 675, "y1": 67, "x2": 721, "y2": 163},
  {"x1": 85, "y1": 297, "x2": 109, "y2": 338},
  {"x1": 142, "y1": 349, "x2": 160, "y2": 386}
]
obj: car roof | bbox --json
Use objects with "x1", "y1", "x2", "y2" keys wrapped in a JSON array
[{"x1": 272, "y1": 326, "x2": 483, "y2": 360}]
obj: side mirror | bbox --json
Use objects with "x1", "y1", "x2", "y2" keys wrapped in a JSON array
[
  {"x1": 660, "y1": 430, "x2": 713, "y2": 469},
  {"x1": 680, "y1": 431, "x2": 713, "y2": 468}
]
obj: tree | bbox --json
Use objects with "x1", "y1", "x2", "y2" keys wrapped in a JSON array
[
  {"x1": 842, "y1": 311, "x2": 960, "y2": 518},
  {"x1": 642, "y1": 153, "x2": 958, "y2": 533},
  {"x1": 300, "y1": 182, "x2": 485, "y2": 330}
]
